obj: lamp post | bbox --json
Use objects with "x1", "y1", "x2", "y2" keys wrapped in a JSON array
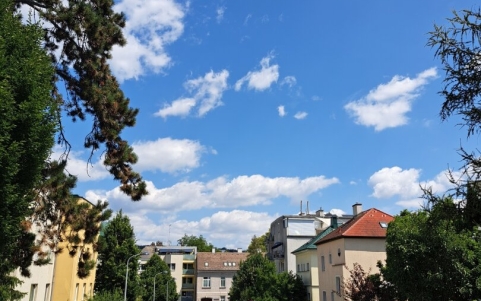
[
  {"x1": 124, "y1": 252, "x2": 143, "y2": 301},
  {"x1": 153, "y1": 270, "x2": 169, "y2": 301}
]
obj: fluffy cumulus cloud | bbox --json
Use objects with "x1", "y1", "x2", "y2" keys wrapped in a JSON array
[
  {"x1": 85, "y1": 174, "x2": 340, "y2": 215},
  {"x1": 216, "y1": 6, "x2": 226, "y2": 23},
  {"x1": 121, "y1": 210, "x2": 276, "y2": 249},
  {"x1": 368, "y1": 166, "x2": 458, "y2": 208},
  {"x1": 344, "y1": 68, "x2": 437, "y2": 131},
  {"x1": 110, "y1": 0, "x2": 186, "y2": 81},
  {"x1": 54, "y1": 138, "x2": 209, "y2": 181},
  {"x1": 235, "y1": 54, "x2": 279, "y2": 91},
  {"x1": 278, "y1": 105, "x2": 286, "y2": 117},
  {"x1": 329, "y1": 209, "x2": 346, "y2": 216},
  {"x1": 155, "y1": 70, "x2": 229, "y2": 118},
  {"x1": 132, "y1": 137, "x2": 211, "y2": 173},
  {"x1": 294, "y1": 111, "x2": 308, "y2": 120}
]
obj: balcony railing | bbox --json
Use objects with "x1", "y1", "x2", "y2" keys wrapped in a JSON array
[
  {"x1": 182, "y1": 283, "x2": 195, "y2": 289},
  {"x1": 183, "y1": 254, "x2": 195, "y2": 261},
  {"x1": 183, "y1": 268, "x2": 195, "y2": 275}
]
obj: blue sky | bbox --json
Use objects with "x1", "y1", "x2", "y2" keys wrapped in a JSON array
[{"x1": 43, "y1": 0, "x2": 481, "y2": 248}]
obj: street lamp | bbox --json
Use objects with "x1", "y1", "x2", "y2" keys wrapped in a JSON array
[{"x1": 124, "y1": 252, "x2": 148, "y2": 301}]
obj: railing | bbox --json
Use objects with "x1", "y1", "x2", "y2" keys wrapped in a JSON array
[
  {"x1": 183, "y1": 269, "x2": 195, "y2": 275},
  {"x1": 183, "y1": 254, "x2": 195, "y2": 261},
  {"x1": 182, "y1": 283, "x2": 195, "y2": 289}
]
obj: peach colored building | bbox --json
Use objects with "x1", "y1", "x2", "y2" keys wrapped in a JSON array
[{"x1": 315, "y1": 204, "x2": 393, "y2": 301}]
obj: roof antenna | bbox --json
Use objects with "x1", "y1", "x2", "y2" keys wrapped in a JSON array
[
  {"x1": 300, "y1": 200, "x2": 303, "y2": 215},
  {"x1": 306, "y1": 200, "x2": 310, "y2": 215}
]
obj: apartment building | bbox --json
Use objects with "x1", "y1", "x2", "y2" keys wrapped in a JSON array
[{"x1": 195, "y1": 250, "x2": 248, "y2": 301}]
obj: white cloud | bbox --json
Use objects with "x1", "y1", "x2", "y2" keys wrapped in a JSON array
[
  {"x1": 329, "y1": 209, "x2": 346, "y2": 216},
  {"x1": 85, "y1": 174, "x2": 340, "y2": 214},
  {"x1": 216, "y1": 6, "x2": 225, "y2": 23},
  {"x1": 50, "y1": 148, "x2": 110, "y2": 182},
  {"x1": 155, "y1": 70, "x2": 229, "y2": 118},
  {"x1": 110, "y1": 0, "x2": 186, "y2": 82},
  {"x1": 133, "y1": 138, "x2": 211, "y2": 173},
  {"x1": 124, "y1": 210, "x2": 276, "y2": 249},
  {"x1": 235, "y1": 54, "x2": 279, "y2": 91},
  {"x1": 244, "y1": 14, "x2": 252, "y2": 25},
  {"x1": 281, "y1": 76, "x2": 297, "y2": 87},
  {"x1": 294, "y1": 111, "x2": 308, "y2": 120},
  {"x1": 278, "y1": 105, "x2": 286, "y2": 117},
  {"x1": 368, "y1": 166, "x2": 458, "y2": 208},
  {"x1": 344, "y1": 68, "x2": 437, "y2": 131}
]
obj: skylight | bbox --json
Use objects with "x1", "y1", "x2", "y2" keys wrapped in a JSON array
[{"x1": 379, "y1": 222, "x2": 388, "y2": 228}]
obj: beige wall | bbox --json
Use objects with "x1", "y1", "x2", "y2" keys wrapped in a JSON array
[
  {"x1": 51, "y1": 234, "x2": 97, "y2": 301},
  {"x1": 196, "y1": 271, "x2": 234, "y2": 301},
  {"x1": 317, "y1": 238, "x2": 387, "y2": 301},
  {"x1": 294, "y1": 249, "x2": 319, "y2": 301}
]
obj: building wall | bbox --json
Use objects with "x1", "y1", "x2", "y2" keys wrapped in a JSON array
[
  {"x1": 11, "y1": 252, "x2": 55, "y2": 301},
  {"x1": 50, "y1": 234, "x2": 97, "y2": 301},
  {"x1": 317, "y1": 238, "x2": 387, "y2": 301},
  {"x1": 294, "y1": 249, "x2": 319, "y2": 301},
  {"x1": 196, "y1": 270, "x2": 234, "y2": 301}
]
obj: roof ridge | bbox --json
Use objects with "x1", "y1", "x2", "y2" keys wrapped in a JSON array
[{"x1": 343, "y1": 208, "x2": 375, "y2": 236}]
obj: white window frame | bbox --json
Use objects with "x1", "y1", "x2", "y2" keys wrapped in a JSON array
[
  {"x1": 202, "y1": 277, "x2": 211, "y2": 288},
  {"x1": 220, "y1": 276, "x2": 226, "y2": 288},
  {"x1": 335, "y1": 276, "x2": 341, "y2": 295}
]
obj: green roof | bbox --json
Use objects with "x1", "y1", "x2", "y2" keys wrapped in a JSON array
[{"x1": 291, "y1": 225, "x2": 337, "y2": 254}]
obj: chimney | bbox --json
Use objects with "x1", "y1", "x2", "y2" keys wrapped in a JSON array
[
  {"x1": 316, "y1": 207, "x2": 325, "y2": 217},
  {"x1": 306, "y1": 201, "x2": 310, "y2": 215},
  {"x1": 331, "y1": 215, "x2": 338, "y2": 229},
  {"x1": 300, "y1": 200, "x2": 303, "y2": 215},
  {"x1": 352, "y1": 203, "x2": 362, "y2": 216}
]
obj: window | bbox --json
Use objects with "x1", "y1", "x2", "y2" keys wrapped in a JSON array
[
  {"x1": 336, "y1": 276, "x2": 341, "y2": 295},
  {"x1": 306, "y1": 263, "x2": 309, "y2": 271},
  {"x1": 329, "y1": 253, "x2": 332, "y2": 264},
  {"x1": 44, "y1": 284, "x2": 50, "y2": 301},
  {"x1": 220, "y1": 276, "x2": 226, "y2": 288},
  {"x1": 307, "y1": 293, "x2": 311, "y2": 301},
  {"x1": 183, "y1": 263, "x2": 194, "y2": 269},
  {"x1": 204, "y1": 262, "x2": 209, "y2": 267},
  {"x1": 322, "y1": 291, "x2": 327, "y2": 301},
  {"x1": 331, "y1": 291, "x2": 335, "y2": 301},
  {"x1": 380, "y1": 222, "x2": 388, "y2": 228},
  {"x1": 321, "y1": 256, "x2": 325, "y2": 272},
  {"x1": 220, "y1": 296, "x2": 226, "y2": 301},
  {"x1": 168, "y1": 263, "x2": 176, "y2": 271},
  {"x1": 82, "y1": 283, "x2": 86, "y2": 301},
  {"x1": 74, "y1": 284, "x2": 79, "y2": 301},
  {"x1": 29, "y1": 284, "x2": 38, "y2": 301},
  {"x1": 90, "y1": 284, "x2": 93, "y2": 297},
  {"x1": 297, "y1": 264, "x2": 300, "y2": 272},
  {"x1": 202, "y1": 277, "x2": 211, "y2": 288},
  {"x1": 183, "y1": 277, "x2": 193, "y2": 284}
]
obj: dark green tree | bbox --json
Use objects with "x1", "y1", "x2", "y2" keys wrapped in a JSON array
[
  {"x1": 178, "y1": 234, "x2": 215, "y2": 252},
  {"x1": 95, "y1": 211, "x2": 141, "y2": 301},
  {"x1": 229, "y1": 253, "x2": 308, "y2": 301},
  {"x1": 384, "y1": 201, "x2": 481, "y2": 301},
  {"x1": 139, "y1": 255, "x2": 177, "y2": 301},
  {"x1": 247, "y1": 232, "x2": 268, "y2": 255},
  {"x1": 0, "y1": 1, "x2": 58, "y2": 298}
]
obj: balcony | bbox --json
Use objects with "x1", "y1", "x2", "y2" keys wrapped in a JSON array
[
  {"x1": 183, "y1": 268, "x2": 195, "y2": 275},
  {"x1": 182, "y1": 283, "x2": 195, "y2": 289},
  {"x1": 183, "y1": 254, "x2": 195, "y2": 261}
]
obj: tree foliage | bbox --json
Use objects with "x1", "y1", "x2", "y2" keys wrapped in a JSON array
[
  {"x1": 139, "y1": 255, "x2": 178, "y2": 301},
  {"x1": 14, "y1": 0, "x2": 147, "y2": 200},
  {"x1": 95, "y1": 211, "x2": 141, "y2": 301},
  {"x1": 229, "y1": 253, "x2": 308, "y2": 301},
  {"x1": 177, "y1": 234, "x2": 215, "y2": 252},
  {"x1": 247, "y1": 232, "x2": 268, "y2": 255},
  {"x1": 342, "y1": 263, "x2": 396, "y2": 301},
  {"x1": 429, "y1": 8, "x2": 481, "y2": 137},
  {"x1": 0, "y1": 1, "x2": 57, "y2": 298},
  {"x1": 384, "y1": 199, "x2": 481, "y2": 301}
]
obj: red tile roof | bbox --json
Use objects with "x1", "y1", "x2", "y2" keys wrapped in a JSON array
[
  {"x1": 315, "y1": 208, "x2": 393, "y2": 244},
  {"x1": 196, "y1": 252, "x2": 248, "y2": 271}
]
